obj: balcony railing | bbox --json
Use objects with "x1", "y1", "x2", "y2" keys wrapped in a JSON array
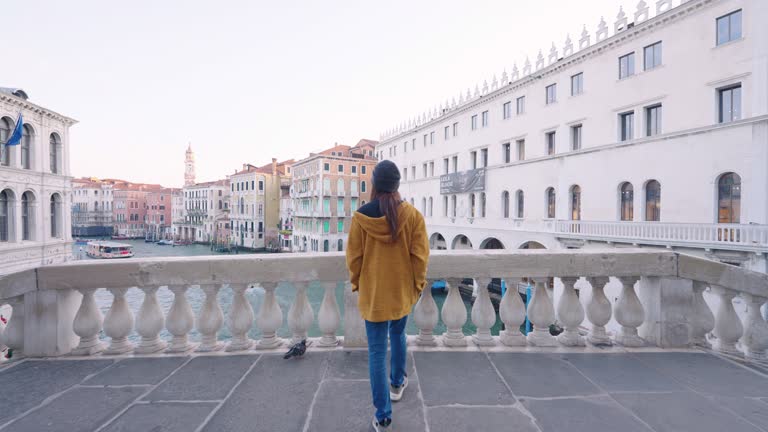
[
  {"x1": 555, "y1": 220, "x2": 768, "y2": 253},
  {"x1": 0, "y1": 249, "x2": 766, "y2": 361}
]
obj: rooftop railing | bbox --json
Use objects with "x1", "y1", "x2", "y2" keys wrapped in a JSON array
[{"x1": 0, "y1": 250, "x2": 766, "y2": 362}]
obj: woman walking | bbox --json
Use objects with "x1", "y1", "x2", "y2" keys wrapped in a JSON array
[{"x1": 346, "y1": 160, "x2": 429, "y2": 431}]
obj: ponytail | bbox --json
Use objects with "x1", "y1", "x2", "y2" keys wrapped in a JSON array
[{"x1": 371, "y1": 186, "x2": 402, "y2": 242}]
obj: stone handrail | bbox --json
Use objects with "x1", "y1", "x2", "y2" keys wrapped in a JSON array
[{"x1": 0, "y1": 249, "x2": 766, "y2": 362}]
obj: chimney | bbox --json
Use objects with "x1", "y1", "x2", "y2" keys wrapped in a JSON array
[
  {"x1": 243, "y1": 163, "x2": 247, "y2": 171},
  {"x1": 272, "y1": 158, "x2": 277, "y2": 175}
]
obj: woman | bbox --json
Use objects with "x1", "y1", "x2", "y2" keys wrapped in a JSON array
[{"x1": 346, "y1": 160, "x2": 429, "y2": 431}]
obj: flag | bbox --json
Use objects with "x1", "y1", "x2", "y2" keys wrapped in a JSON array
[{"x1": 5, "y1": 112, "x2": 23, "y2": 146}]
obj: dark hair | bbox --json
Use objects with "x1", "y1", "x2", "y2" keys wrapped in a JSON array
[{"x1": 371, "y1": 185, "x2": 402, "y2": 242}]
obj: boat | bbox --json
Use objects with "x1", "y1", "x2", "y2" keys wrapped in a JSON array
[
  {"x1": 74, "y1": 238, "x2": 89, "y2": 245},
  {"x1": 111, "y1": 235, "x2": 129, "y2": 240},
  {"x1": 86, "y1": 241, "x2": 134, "y2": 259},
  {"x1": 157, "y1": 239, "x2": 173, "y2": 245}
]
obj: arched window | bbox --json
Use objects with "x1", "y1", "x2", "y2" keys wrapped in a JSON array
[
  {"x1": 337, "y1": 178, "x2": 345, "y2": 195},
  {"x1": 645, "y1": 180, "x2": 661, "y2": 221},
  {"x1": 480, "y1": 192, "x2": 486, "y2": 217},
  {"x1": 469, "y1": 194, "x2": 476, "y2": 217},
  {"x1": 323, "y1": 239, "x2": 329, "y2": 252},
  {"x1": 546, "y1": 187, "x2": 556, "y2": 219},
  {"x1": 338, "y1": 239, "x2": 343, "y2": 251},
  {"x1": 323, "y1": 178, "x2": 331, "y2": 194},
  {"x1": 620, "y1": 182, "x2": 634, "y2": 221},
  {"x1": 451, "y1": 195, "x2": 457, "y2": 217},
  {"x1": 21, "y1": 124, "x2": 33, "y2": 170},
  {"x1": 49, "y1": 133, "x2": 61, "y2": 174},
  {"x1": 0, "y1": 190, "x2": 9, "y2": 242},
  {"x1": 0, "y1": 117, "x2": 13, "y2": 166},
  {"x1": 428, "y1": 197, "x2": 433, "y2": 217},
  {"x1": 570, "y1": 185, "x2": 581, "y2": 220},
  {"x1": 717, "y1": 173, "x2": 740, "y2": 223},
  {"x1": 502, "y1": 191, "x2": 510, "y2": 218},
  {"x1": 359, "y1": 181, "x2": 367, "y2": 193},
  {"x1": 21, "y1": 191, "x2": 34, "y2": 241},
  {"x1": 50, "y1": 193, "x2": 62, "y2": 238},
  {"x1": 422, "y1": 197, "x2": 427, "y2": 215},
  {"x1": 516, "y1": 190, "x2": 524, "y2": 218}
]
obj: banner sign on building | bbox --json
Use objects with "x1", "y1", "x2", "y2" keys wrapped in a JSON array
[{"x1": 440, "y1": 168, "x2": 486, "y2": 194}]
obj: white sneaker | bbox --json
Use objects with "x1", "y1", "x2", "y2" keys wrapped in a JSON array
[
  {"x1": 372, "y1": 417, "x2": 392, "y2": 431},
  {"x1": 390, "y1": 376, "x2": 408, "y2": 402}
]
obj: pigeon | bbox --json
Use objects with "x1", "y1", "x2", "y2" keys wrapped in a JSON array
[{"x1": 283, "y1": 339, "x2": 311, "y2": 359}]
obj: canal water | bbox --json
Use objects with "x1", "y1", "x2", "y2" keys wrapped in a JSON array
[{"x1": 74, "y1": 240, "x2": 501, "y2": 343}]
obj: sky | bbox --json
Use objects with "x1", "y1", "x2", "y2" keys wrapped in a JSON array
[{"x1": 4, "y1": 0, "x2": 639, "y2": 187}]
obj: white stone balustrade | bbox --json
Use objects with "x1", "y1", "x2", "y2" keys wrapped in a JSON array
[{"x1": 0, "y1": 249, "x2": 765, "y2": 362}]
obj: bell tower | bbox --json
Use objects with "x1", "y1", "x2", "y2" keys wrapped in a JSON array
[{"x1": 184, "y1": 143, "x2": 196, "y2": 186}]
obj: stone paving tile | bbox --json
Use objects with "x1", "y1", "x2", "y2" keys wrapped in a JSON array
[
  {"x1": 143, "y1": 354, "x2": 257, "y2": 401},
  {"x1": 101, "y1": 402, "x2": 219, "y2": 432},
  {"x1": 562, "y1": 353, "x2": 687, "y2": 393},
  {"x1": 308, "y1": 380, "x2": 426, "y2": 432},
  {"x1": 633, "y1": 352, "x2": 768, "y2": 397},
  {"x1": 613, "y1": 391, "x2": 763, "y2": 432},
  {"x1": 0, "y1": 359, "x2": 113, "y2": 426},
  {"x1": 84, "y1": 356, "x2": 188, "y2": 386},
  {"x1": 711, "y1": 396, "x2": 768, "y2": 431},
  {"x1": 326, "y1": 350, "x2": 414, "y2": 380},
  {"x1": 413, "y1": 351, "x2": 514, "y2": 406},
  {"x1": 427, "y1": 406, "x2": 538, "y2": 432},
  {"x1": 202, "y1": 353, "x2": 328, "y2": 432},
  {"x1": 5, "y1": 386, "x2": 145, "y2": 432},
  {"x1": 524, "y1": 395, "x2": 654, "y2": 432},
  {"x1": 489, "y1": 353, "x2": 600, "y2": 398}
]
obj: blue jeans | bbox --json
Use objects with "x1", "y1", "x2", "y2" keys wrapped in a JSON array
[{"x1": 365, "y1": 316, "x2": 408, "y2": 423}]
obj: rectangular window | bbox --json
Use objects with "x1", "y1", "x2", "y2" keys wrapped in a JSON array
[
  {"x1": 443, "y1": 158, "x2": 449, "y2": 174},
  {"x1": 516, "y1": 139, "x2": 525, "y2": 161},
  {"x1": 619, "y1": 52, "x2": 635, "y2": 79},
  {"x1": 403, "y1": 168, "x2": 408, "y2": 181},
  {"x1": 403, "y1": 141, "x2": 407, "y2": 153},
  {"x1": 717, "y1": 10, "x2": 742, "y2": 46},
  {"x1": 471, "y1": 115, "x2": 478, "y2": 130},
  {"x1": 571, "y1": 124, "x2": 582, "y2": 150},
  {"x1": 324, "y1": 163, "x2": 330, "y2": 172},
  {"x1": 452, "y1": 156, "x2": 458, "y2": 173},
  {"x1": 620, "y1": 111, "x2": 635, "y2": 141},
  {"x1": 361, "y1": 166, "x2": 366, "y2": 175},
  {"x1": 351, "y1": 165, "x2": 357, "y2": 174},
  {"x1": 481, "y1": 110, "x2": 489, "y2": 127},
  {"x1": 503, "y1": 102, "x2": 512, "y2": 119},
  {"x1": 452, "y1": 122, "x2": 458, "y2": 137},
  {"x1": 516, "y1": 96, "x2": 525, "y2": 114},
  {"x1": 503, "y1": 143, "x2": 511, "y2": 163},
  {"x1": 470, "y1": 151, "x2": 477, "y2": 169},
  {"x1": 644, "y1": 42, "x2": 662, "y2": 70},
  {"x1": 323, "y1": 220, "x2": 330, "y2": 233},
  {"x1": 430, "y1": 131, "x2": 435, "y2": 144},
  {"x1": 546, "y1": 84, "x2": 557, "y2": 104},
  {"x1": 718, "y1": 85, "x2": 742, "y2": 123},
  {"x1": 337, "y1": 198, "x2": 344, "y2": 215},
  {"x1": 571, "y1": 73, "x2": 583, "y2": 96},
  {"x1": 480, "y1": 148, "x2": 488, "y2": 168},
  {"x1": 444, "y1": 126, "x2": 450, "y2": 140},
  {"x1": 429, "y1": 161, "x2": 434, "y2": 177},
  {"x1": 423, "y1": 134, "x2": 428, "y2": 147},
  {"x1": 645, "y1": 104, "x2": 662, "y2": 136},
  {"x1": 546, "y1": 131, "x2": 556, "y2": 155},
  {"x1": 412, "y1": 138, "x2": 416, "y2": 151},
  {"x1": 259, "y1": 181, "x2": 264, "y2": 191},
  {"x1": 411, "y1": 166, "x2": 415, "y2": 180},
  {"x1": 423, "y1": 163, "x2": 427, "y2": 178},
  {"x1": 337, "y1": 220, "x2": 343, "y2": 232},
  {"x1": 443, "y1": 196, "x2": 448, "y2": 217},
  {"x1": 338, "y1": 164, "x2": 343, "y2": 173}
]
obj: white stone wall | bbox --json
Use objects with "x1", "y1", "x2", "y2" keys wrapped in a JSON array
[
  {"x1": 0, "y1": 92, "x2": 76, "y2": 276},
  {"x1": 229, "y1": 171, "x2": 266, "y2": 249}
]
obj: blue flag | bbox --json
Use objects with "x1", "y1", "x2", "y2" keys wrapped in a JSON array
[{"x1": 5, "y1": 112, "x2": 23, "y2": 146}]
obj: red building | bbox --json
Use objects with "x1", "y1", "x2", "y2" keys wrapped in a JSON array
[
  {"x1": 112, "y1": 183, "x2": 162, "y2": 238},
  {"x1": 146, "y1": 188, "x2": 176, "y2": 240}
]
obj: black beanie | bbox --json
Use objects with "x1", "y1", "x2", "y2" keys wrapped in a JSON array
[{"x1": 372, "y1": 160, "x2": 401, "y2": 193}]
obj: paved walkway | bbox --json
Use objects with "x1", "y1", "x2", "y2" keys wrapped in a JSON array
[{"x1": 1, "y1": 350, "x2": 768, "y2": 431}]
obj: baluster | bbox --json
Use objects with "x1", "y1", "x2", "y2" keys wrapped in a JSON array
[
  {"x1": 690, "y1": 281, "x2": 715, "y2": 348},
  {"x1": 527, "y1": 278, "x2": 557, "y2": 346},
  {"x1": 288, "y1": 281, "x2": 314, "y2": 344},
  {"x1": 413, "y1": 279, "x2": 440, "y2": 346},
  {"x1": 471, "y1": 278, "x2": 496, "y2": 346},
  {"x1": 499, "y1": 278, "x2": 526, "y2": 346},
  {"x1": 317, "y1": 281, "x2": 341, "y2": 347},
  {"x1": 135, "y1": 286, "x2": 167, "y2": 354},
  {"x1": 3, "y1": 297, "x2": 24, "y2": 358},
  {"x1": 740, "y1": 294, "x2": 768, "y2": 361},
  {"x1": 614, "y1": 277, "x2": 645, "y2": 346},
  {"x1": 226, "y1": 284, "x2": 255, "y2": 351},
  {"x1": 343, "y1": 281, "x2": 367, "y2": 347},
  {"x1": 166, "y1": 285, "x2": 196, "y2": 353},
  {"x1": 196, "y1": 284, "x2": 224, "y2": 352},
  {"x1": 103, "y1": 287, "x2": 135, "y2": 355},
  {"x1": 586, "y1": 277, "x2": 612, "y2": 345},
  {"x1": 71, "y1": 287, "x2": 106, "y2": 355},
  {"x1": 441, "y1": 278, "x2": 468, "y2": 347},
  {"x1": 556, "y1": 277, "x2": 585, "y2": 346},
  {"x1": 712, "y1": 285, "x2": 743, "y2": 355},
  {"x1": 255, "y1": 282, "x2": 284, "y2": 349}
]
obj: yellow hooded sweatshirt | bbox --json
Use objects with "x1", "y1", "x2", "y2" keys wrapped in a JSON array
[{"x1": 346, "y1": 201, "x2": 430, "y2": 322}]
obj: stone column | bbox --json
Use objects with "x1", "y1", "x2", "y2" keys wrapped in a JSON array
[
  {"x1": 614, "y1": 276, "x2": 645, "y2": 347},
  {"x1": 740, "y1": 294, "x2": 768, "y2": 361},
  {"x1": 471, "y1": 278, "x2": 496, "y2": 346},
  {"x1": 413, "y1": 279, "x2": 439, "y2": 346},
  {"x1": 638, "y1": 276, "x2": 693, "y2": 348},
  {"x1": 22, "y1": 288, "x2": 81, "y2": 357},
  {"x1": 712, "y1": 285, "x2": 743, "y2": 355},
  {"x1": 441, "y1": 278, "x2": 468, "y2": 347},
  {"x1": 343, "y1": 281, "x2": 367, "y2": 347},
  {"x1": 688, "y1": 281, "x2": 715, "y2": 347},
  {"x1": 586, "y1": 276, "x2": 612, "y2": 345},
  {"x1": 71, "y1": 287, "x2": 106, "y2": 356},
  {"x1": 526, "y1": 278, "x2": 557, "y2": 346},
  {"x1": 317, "y1": 281, "x2": 341, "y2": 347},
  {"x1": 556, "y1": 277, "x2": 585, "y2": 346}
]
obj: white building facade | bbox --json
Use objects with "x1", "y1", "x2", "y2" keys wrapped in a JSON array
[
  {"x1": 378, "y1": 0, "x2": 768, "y2": 273},
  {"x1": 71, "y1": 179, "x2": 114, "y2": 237},
  {"x1": 174, "y1": 180, "x2": 229, "y2": 243},
  {"x1": 228, "y1": 166, "x2": 267, "y2": 249},
  {"x1": 0, "y1": 88, "x2": 76, "y2": 275}
]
